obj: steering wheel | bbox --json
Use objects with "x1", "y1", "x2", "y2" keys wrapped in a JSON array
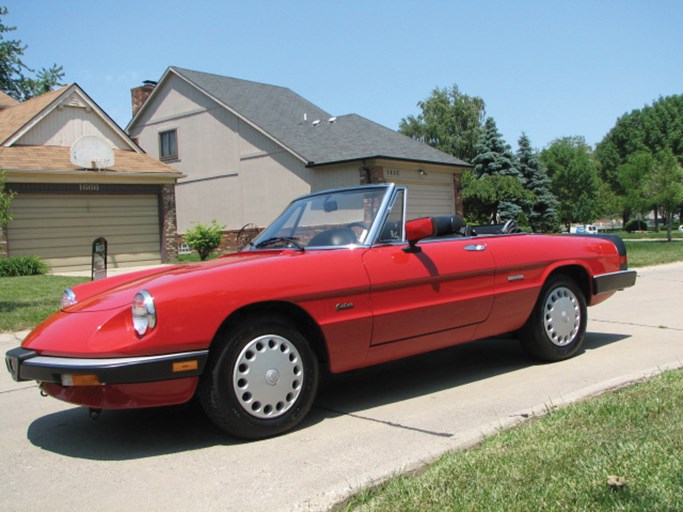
[{"x1": 346, "y1": 221, "x2": 368, "y2": 230}]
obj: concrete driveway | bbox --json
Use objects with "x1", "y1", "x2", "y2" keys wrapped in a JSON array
[{"x1": 1, "y1": 263, "x2": 682, "y2": 512}]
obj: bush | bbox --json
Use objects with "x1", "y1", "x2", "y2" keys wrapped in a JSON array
[
  {"x1": 625, "y1": 219, "x2": 648, "y2": 232},
  {"x1": 0, "y1": 256, "x2": 50, "y2": 277},
  {"x1": 184, "y1": 220, "x2": 225, "y2": 260}
]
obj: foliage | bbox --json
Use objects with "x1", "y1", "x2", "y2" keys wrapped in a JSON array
[
  {"x1": 0, "y1": 6, "x2": 64, "y2": 101},
  {"x1": 541, "y1": 136, "x2": 601, "y2": 228},
  {"x1": 0, "y1": 275, "x2": 87, "y2": 331},
  {"x1": 0, "y1": 255, "x2": 48, "y2": 277},
  {"x1": 643, "y1": 150, "x2": 683, "y2": 241},
  {"x1": 616, "y1": 151, "x2": 655, "y2": 220},
  {"x1": 595, "y1": 95, "x2": 683, "y2": 224},
  {"x1": 516, "y1": 133, "x2": 559, "y2": 232},
  {"x1": 0, "y1": 169, "x2": 15, "y2": 226},
  {"x1": 342, "y1": 369, "x2": 683, "y2": 512},
  {"x1": 596, "y1": 94, "x2": 683, "y2": 187},
  {"x1": 625, "y1": 219, "x2": 647, "y2": 233},
  {"x1": 462, "y1": 169, "x2": 534, "y2": 224},
  {"x1": 399, "y1": 84, "x2": 486, "y2": 162},
  {"x1": 469, "y1": 117, "x2": 527, "y2": 221},
  {"x1": 184, "y1": 220, "x2": 225, "y2": 260}
]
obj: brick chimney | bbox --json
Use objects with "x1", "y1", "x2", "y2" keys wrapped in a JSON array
[{"x1": 131, "y1": 80, "x2": 157, "y2": 117}]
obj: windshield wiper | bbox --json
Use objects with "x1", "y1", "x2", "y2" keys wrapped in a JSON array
[{"x1": 253, "y1": 237, "x2": 305, "y2": 251}]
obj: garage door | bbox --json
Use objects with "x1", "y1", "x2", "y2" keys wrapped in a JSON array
[
  {"x1": 8, "y1": 194, "x2": 161, "y2": 273},
  {"x1": 394, "y1": 172, "x2": 455, "y2": 219}
]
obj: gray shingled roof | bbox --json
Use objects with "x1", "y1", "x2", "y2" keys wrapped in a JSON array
[{"x1": 172, "y1": 67, "x2": 470, "y2": 168}]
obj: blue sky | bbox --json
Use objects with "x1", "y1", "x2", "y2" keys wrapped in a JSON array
[{"x1": 8, "y1": 0, "x2": 683, "y2": 152}]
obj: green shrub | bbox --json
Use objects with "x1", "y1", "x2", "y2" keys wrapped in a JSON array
[
  {"x1": 184, "y1": 220, "x2": 225, "y2": 260},
  {"x1": 0, "y1": 256, "x2": 50, "y2": 277},
  {"x1": 625, "y1": 219, "x2": 648, "y2": 232}
]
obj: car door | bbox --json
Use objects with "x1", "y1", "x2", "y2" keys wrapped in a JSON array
[{"x1": 362, "y1": 238, "x2": 496, "y2": 346}]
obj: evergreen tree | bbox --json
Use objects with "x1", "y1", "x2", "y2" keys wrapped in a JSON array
[
  {"x1": 516, "y1": 133, "x2": 559, "y2": 232},
  {"x1": 0, "y1": 6, "x2": 64, "y2": 101},
  {"x1": 470, "y1": 117, "x2": 526, "y2": 221}
]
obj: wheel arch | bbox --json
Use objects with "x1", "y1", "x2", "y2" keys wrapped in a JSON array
[
  {"x1": 212, "y1": 301, "x2": 330, "y2": 368},
  {"x1": 545, "y1": 264, "x2": 591, "y2": 304}
]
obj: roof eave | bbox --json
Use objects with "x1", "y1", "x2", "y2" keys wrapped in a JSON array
[{"x1": 306, "y1": 155, "x2": 473, "y2": 169}]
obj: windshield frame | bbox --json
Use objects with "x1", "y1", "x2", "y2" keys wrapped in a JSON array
[{"x1": 246, "y1": 184, "x2": 400, "y2": 251}]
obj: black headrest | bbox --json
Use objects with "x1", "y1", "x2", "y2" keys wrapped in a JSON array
[{"x1": 432, "y1": 215, "x2": 464, "y2": 236}]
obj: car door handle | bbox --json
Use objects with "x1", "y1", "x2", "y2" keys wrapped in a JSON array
[{"x1": 464, "y1": 244, "x2": 487, "y2": 251}]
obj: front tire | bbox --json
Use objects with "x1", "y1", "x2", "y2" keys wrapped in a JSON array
[
  {"x1": 519, "y1": 274, "x2": 587, "y2": 362},
  {"x1": 199, "y1": 317, "x2": 319, "y2": 439}
]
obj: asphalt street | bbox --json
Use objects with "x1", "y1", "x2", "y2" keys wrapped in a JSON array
[{"x1": 1, "y1": 262, "x2": 682, "y2": 512}]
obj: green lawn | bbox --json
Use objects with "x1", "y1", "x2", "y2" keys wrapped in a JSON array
[
  {"x1": 625, "y1": 240, "x2": 683, "y2": 267},
  {"x1": 0, "y1": 275, "x2": 88, "y2": 332},
  {"x1": 341, "y1": 369, "x2": 683, "y2": 512}
]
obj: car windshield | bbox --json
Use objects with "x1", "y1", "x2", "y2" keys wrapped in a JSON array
[{"x1": 249, "y1": 186, "x2": 392, "y2": 250}]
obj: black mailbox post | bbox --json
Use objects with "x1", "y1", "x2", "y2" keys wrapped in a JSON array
[{"x1": 91, "y1": 236, "x2": 107, "y2": 281}]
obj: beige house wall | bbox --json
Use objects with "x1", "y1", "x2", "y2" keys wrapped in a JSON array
[{"x1": 129, "y1": 74, "x2": 332, "y2": 232}]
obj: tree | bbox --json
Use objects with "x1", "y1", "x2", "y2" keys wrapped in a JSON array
[
  {"x1": 595, "y1": 94, "x2": 683, "y2": 223},
  {"x1": 644, "y1": 150, "x2": 683, "y2": 241},
  {"x1": 541, "y1": 137, "x2": 600, "y2": 229},
  {"x1": 0, "y1": 169, "x2": 15, "y2": 227},
  {"x1": 516, "y1": 133, "x2": 559, "y2": 232},
  {"x1": 0, "y1": 6, "x2": 64, "y2": 101},
  {"x1": 399, "y1": 84, "x2": 486, "y2": 162},
  {"x1": 468, "y1": 117, "x2": 527, "y2": 221},
  {"x1": 461, "y1": 169, "x2": 534, "y2": 224}
]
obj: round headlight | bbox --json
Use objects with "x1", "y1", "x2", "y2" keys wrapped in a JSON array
[
  {"x1": 61, "y1": 288, "x2": 77, "y2": 309},
  {"x1": 132, "y1": 290, "x2": 156, "y2": 337}
]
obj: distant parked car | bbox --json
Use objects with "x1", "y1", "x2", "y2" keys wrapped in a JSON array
[
  {"x1": 570, "y1": 224, "x2": 598, "y2": 234},
  {"x1": 5, "y1": 184, "x2": 636, "y2": 439}
]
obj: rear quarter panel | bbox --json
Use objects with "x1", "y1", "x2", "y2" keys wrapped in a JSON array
[{"x1": 472, "y1": 233, "x2": 621, "y2": 338}]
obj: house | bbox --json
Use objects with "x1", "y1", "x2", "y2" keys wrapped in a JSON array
[
  {"x1": 0, "y1": 85, "x2": 183, "y2": 272},
  {"x1": 127, "y1": 67, "x2": 470, "y2": 244}
]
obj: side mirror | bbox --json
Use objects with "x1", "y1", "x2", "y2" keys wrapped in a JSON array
[{"x1": 404, "y1": 217, "x2": 435, "y2": 253}]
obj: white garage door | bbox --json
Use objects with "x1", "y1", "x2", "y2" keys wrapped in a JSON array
[
  {"x1": 394, "y1": 172, "x2": 455, "y2": 219},
  {"x1": 8, "y1": 194, "x2": 161, "y2": 272}
]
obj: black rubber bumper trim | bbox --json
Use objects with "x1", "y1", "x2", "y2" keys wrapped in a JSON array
[
  {"x1": 593, "y1": 270, "x2": 637, "y2": 295},
  {"x1": 5, "y1": 348, "x2": 209, "y2": 384}
]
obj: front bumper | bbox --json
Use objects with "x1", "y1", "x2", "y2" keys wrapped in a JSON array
[{"x1": 5, "y1": 347, "x2": 208, "y2": 385}]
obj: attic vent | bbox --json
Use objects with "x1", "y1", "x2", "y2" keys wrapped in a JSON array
[
  {"x1": 61, "y1": 93, "x2": 89, "y2": 110},
  {"x1": 312, "y1": 120, "x2": 320, "y2": 126},
  {"x1": 328, "y1": 117, "x2": 337, "y2": 123}
]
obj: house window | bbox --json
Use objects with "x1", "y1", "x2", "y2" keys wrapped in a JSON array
[{"x1": 159, "y1": 129, "x2": 178, "y2": 161}]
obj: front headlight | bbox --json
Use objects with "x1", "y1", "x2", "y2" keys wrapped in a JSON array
[
  {"x1": 61, "y1": 288, "x2": 77, "y2": 309},
  {"x1": 132, "y1": 290, "x2": 157, "y2": 337}
]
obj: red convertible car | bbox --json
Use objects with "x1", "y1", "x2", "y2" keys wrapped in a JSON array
[{"x1": 6, "y1": 184, "x2": 636, "y2": 439}]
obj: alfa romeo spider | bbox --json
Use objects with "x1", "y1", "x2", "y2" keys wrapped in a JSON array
[{"x1": 5, "y1": 184, "x2": 636, "y2": 438}]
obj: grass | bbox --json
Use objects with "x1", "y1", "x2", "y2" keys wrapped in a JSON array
[
  {"x1": 624, "y1": 240, "x2": 683, "y2": 267},
  {"x1": 0, "y1": 275, "x2": 88, "y2": 332},
  {"x1": 340, "y1": 369, "x2": 683, "y2": 512},
  {"x1": 617, "y1": 230, "x2": 683, "y2": 240}
]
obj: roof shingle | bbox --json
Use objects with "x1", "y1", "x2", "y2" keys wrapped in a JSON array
[{"x1": 171, "y1": 67, "x2": 470, "y2": 168}]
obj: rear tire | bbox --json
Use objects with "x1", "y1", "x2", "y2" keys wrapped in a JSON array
[
  {"x1": 519, "y1": 274, "x2": 587, "y2": 362},
  {"x1": 199, "y1": 317, "x2": 319, "y2": 439}
]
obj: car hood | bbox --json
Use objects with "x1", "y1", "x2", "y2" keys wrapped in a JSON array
[{"x1": 63, "y1": 251, "x2": 290, "y2": 313}]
